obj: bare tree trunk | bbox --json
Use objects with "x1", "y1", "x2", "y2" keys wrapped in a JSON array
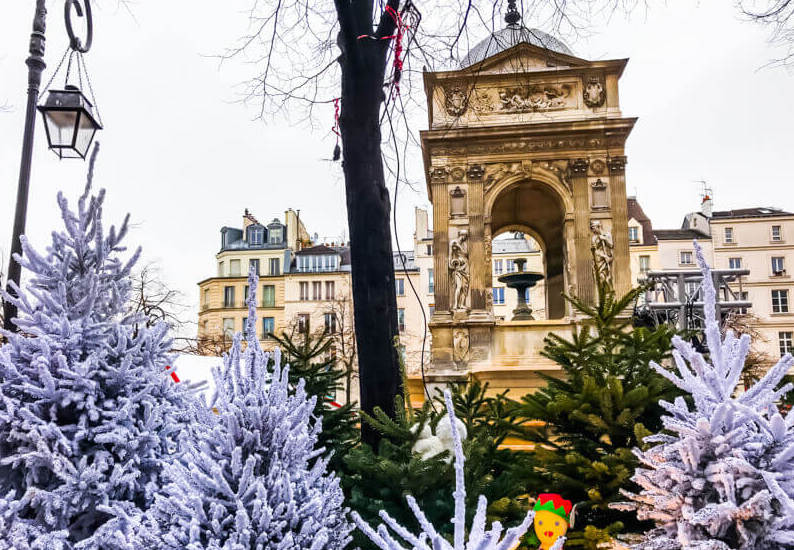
[{"x1": 336, "y1": 14, "x2": 402, "y2": 445}]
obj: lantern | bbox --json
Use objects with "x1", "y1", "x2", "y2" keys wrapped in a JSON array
[{"x1": 37, "y1": 84, "x2": 102, "y2": 159}]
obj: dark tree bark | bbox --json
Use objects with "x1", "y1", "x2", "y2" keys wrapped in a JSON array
[{"x1": 334, "y1": 0, "x2": 403, "y2": 446}]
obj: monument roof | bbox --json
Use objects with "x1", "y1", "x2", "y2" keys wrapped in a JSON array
[{"x1": 460, "y1": 25, "x2": 573, "y2": 68}]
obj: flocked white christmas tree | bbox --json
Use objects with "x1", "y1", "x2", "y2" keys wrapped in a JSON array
[
  {"x1": 146, "y1": 267, "x2": 351, "y2": 549},
  {"x1": 353, "y1": 390, "x2": 560, "y2": 550},
  {"x1": 0, "y1": 145, "x2": 194, "y2": 549},
  {"x1": 616, "y1": 242, "x2": 794, "y2": 549}
]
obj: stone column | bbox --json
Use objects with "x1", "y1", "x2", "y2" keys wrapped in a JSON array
[
  {"x1": 608, "y1": 155, "x2": 631, "y2": 296},
  {"x1": 571, "y1": 158, "x2": 594, "y2": 305},
  {"x1": 467, "y1": 164, "x2": 488, "y2": 316},
  {"x1": 431, "y1": 167, "x2": 451, "y2": 314}
]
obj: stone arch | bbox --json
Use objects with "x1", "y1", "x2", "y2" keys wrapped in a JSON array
[
  {"x1": 484, "y1": 168, "x2": 574, "y2": 217},
  {"x1": 486, "y1": 177, "x2": 569, "y2": 319}
]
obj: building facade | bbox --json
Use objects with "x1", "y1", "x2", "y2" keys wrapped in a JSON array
[{"x1": 628, "y1": 196, "x2": 794, "y2": 365}]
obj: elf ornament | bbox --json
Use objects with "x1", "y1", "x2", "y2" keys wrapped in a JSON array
[{"x1": 533, "y1": 494, "x2": 572, "y2": 549}]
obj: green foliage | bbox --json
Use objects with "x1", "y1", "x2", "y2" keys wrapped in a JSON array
[
  {"x1": 271, "y1": 330, "x2": 359, "y2": 472},
  {"x1": 514, "y1": 274, "x2": 680, "y2": 548},
  {"x1": 342, "y1": 381, "x2": 536, "y2": 549}
]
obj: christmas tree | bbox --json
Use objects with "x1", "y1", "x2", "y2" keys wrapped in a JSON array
[
  {"x1": 343, "y1": 381, "x2": 535, "y2": 549},
  {"x1": 515, "y1": 261, "x2": 679, "y2": 548},
  {"x1": 353, "y1": 390, "x2": 551, "y2": 550},
  {"x1": 616, "y1": 242, "x2": 794, "y2": 549},
  {"x1": 146, "y1": 268, "x2": 352, "y2": 549},
  {"x1": 0, "y1": 147, "x2": 193, "y2": 549},
  {"x1": 270, "y1": 328, "x2": 359, "y2": 473}
]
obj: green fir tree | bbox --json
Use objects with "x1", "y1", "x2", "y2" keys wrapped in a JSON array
[{"x1": 515, "y1": 270, "x2": 680, "y2": 549}]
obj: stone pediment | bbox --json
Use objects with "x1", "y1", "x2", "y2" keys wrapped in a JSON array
[{"x1": 459, "y1": 42, "x2": 590, "y2": 75}]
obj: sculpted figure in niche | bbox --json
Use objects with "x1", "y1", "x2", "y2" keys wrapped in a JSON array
[
  {"x1": 590, "y1": 221, "x2": 614, "y2": 286},
  {"x1": 449, "y1": 230, "x2": 470, "y2": 311},
  {"x1": 452, "y1": 328, "x2": 470, "y2": 366}
]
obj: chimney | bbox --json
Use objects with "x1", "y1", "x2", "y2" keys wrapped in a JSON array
[{"x1": 701, "y1": 194, "x2": 713, "y2": 218}]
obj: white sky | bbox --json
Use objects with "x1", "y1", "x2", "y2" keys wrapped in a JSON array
[{"x1": 1, "y1": 1, "x2": 793, "y2": 336}]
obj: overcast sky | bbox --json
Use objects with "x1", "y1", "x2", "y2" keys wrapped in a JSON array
[{"x1": 1, "y1": 1, "x2": 792, "y2": 335}]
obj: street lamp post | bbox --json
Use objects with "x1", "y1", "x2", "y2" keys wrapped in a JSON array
[
  {"x1": 3, "y1": 0, "x2": 48, "y2": 333},
  {"x1": 3, "y1": 0, "x2": 100, "y2": 333}
]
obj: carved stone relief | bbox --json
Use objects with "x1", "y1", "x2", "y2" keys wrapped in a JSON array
[
  {"x1": 450, "y1": 186, "x2": 467, "y2": 217},
  {"x1": 430, "y1": 167, "x2": 448, "y2": 183},
  {"x1": 590, "y1": 159, "x2": 606, "y2": 175},
  {"x1": 538, "y1": 160, "x2": 571, "y2": 191},
  {"x1": 450, "y1": 167, "x2": 466, "y2": 182},
  {"x1": 483, "y1": 162, "x2": 525, "y2": 194},
  {"x1": 467, "y1": 164, "x2": 485, "y2": 180},
  {"x1": 583, "y1": 78, "x2": 605, "y2": 108},
  {"x1": 570, "y1": 158, "x2": 589, "y2": 175},
  {"x1": 443, "y1": 85, "x2": 469, "y2": 117},
  {"x1": 430, "y1": 134, "x2": 621, "y2": 157},
  {"x1": 452, "y1": 328, "x2": 470, "y2": 366},
  {"x1": 498, "y1": 84, "x2": 573, "y2": 112},
  {"x1": 607, "y1": 156, "x2": 627, "y2": 174},
  {"x1": 590, "y1": 178, "x2": 609, "y2": 209},
  {"x1": 590, "y1": 220, "x2": 614, "y2": 286},
  {"x1": 449, "y1": 230, "x2": 470, "y2": 311}
]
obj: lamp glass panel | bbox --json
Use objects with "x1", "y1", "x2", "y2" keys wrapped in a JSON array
[
  {"x1": 44, "y1": 110, "x2": 79, "y2": 147},
  {"x1": 74, "y1": 112, "x2": 98, "y2": 158}
]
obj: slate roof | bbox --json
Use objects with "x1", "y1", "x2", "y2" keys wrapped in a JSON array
[
  {"x1": 295, "y1": 244, "x2": 339, "y2": 256},
  {"x1": 460, "y1": 25, "x2": 573, "y2": 68},
  {"x1": 627, "y1": 197, "x2": 657, "y2": 246},
  {"x1": 653, "y1": 229, "x2": 712, "y2": 241},
  {"x1": 711, "y1": 207, "x2": 793, "y2": 220}
]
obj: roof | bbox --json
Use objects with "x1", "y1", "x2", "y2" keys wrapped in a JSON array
[
  {"x1": 711, "y1": 207, "x2": 793, "y2": 220},
  {"x1": 295, "y1": 244, "x2": 339, "y2": 256},
  {"x1": 393, "y1": 250, "x2": 419, "y2": 272},
  {"x1": 493, "y1": 237, "x2": 537, "y2": 254},
  {"x1": 653, "y1": 229, "x2": 712, "y2": 241},
  {"x1": 627, "y1": 197, "x2": 657, "y2": 245},
  {"x1": 460, "y1": 25, "x2": 573, "y2": 68}
]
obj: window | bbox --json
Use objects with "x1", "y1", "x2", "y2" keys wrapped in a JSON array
[
  {"x1": 262, "y1": 285, "x2": 275, "y2": 307},
  {"x1": 230, "y1": 259, "x2": 241, "y2": 276},
  {"x1": 269, "y1": 227, "x2": 283, "y2": 244},
  {"x1": 772, "y1": 225, "x2": 782, "y2": 242},
  {"x1": 324, "y1": 312, "x2": 337, "y2": 333},
  {"x1": 428, "y1": 268, "x2": 434, "y2": 294},
  {"x1": 506, "y1": 259, "x2": 516, "y2": 273},
  {"x1": 639, "y1": 255, "x2": 650, "y2": 274},
  {"x1": 396, "y1": 278, "x2": 405, "y2": 296},
  {"x1": 242, "y1": 317, "x2": 249, "y2": 338},
  {"x1": 398, "y1": 308, "x2": 405, "y2": 332},
  {"x1": 269, "y1": 257, "x2": 280, "y2": 276},
  {"x1": 297, "y1": 314, "x2": 310, "y2": 333},
  {"x1": 494, "y1": 260, "x2": 503, "y2": 275},
  {"x1": 203, "y1": 288, "x2": 210, "y2": 307},
  {"x1": 325, "y1": 281, "x2": 335, "y2": 300},
  {"x1": 772, "y1": 257, "x2": 786, "y2": 275},
  {"x1": 299, "y1": 282, "x2": 309, "y2": 301},
  {"x1": 217, "y1": 261, "x2": 225, "y2": 277},
  {"x1": 680, "y1": 251, "x2": 693, "y2": 265},
  {"x1": 729, "y1": 257, "x2": 742, "y2": 269},
  {"x1": 492, "y1": 287, "x2": 505, "y2": 305},
  {"x1": 426, "y1": 244, "x2": 432, "y2": 255},
  {"x1": 223, "y1": 286, "x2": 235, "y2": 307},
  {"x1": 249, "y1": 227, "x2": 264, "y2": 246},
  {"x1": 780, "y1": 332, "x2": 794, "y2": 357},
  {"x1": 628, "y1": 226, "x2": 639, "y2": 242},
  {"x1": 249, "y1": 259, "x2": 260, "y2": 276},
  {"x1": 262, "y1": 317, "x2": 275, "y2": 337},
  {"x1": 772, "y1": 290, "x2": 789, "y2": 313},
  {"x1": 686, "y1": 281, "x2": 701, "y2": 300},
  {"x1": 312, "y1": 281, "x2": 322, "y2": 300},
  {"x1": 244, "y1": 285, "x2": 249, "y2": 304},
  {"x1": 202, "y1": 320, "x2": 208, "y2": 334},
  {"x1": 222, "y1": 318, "x2": 234, "y2": 339},
  {"x1": 724, "y1": 227, "x2": 734, "y2": 244}
]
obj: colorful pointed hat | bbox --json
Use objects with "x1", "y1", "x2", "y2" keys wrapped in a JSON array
[{"x1": 533, "y1": 494, "x2": 572, "y2": 523}]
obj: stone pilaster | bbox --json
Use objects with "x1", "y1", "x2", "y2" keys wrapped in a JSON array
[
  {"x1": 571, "y1": 158, "x2": 594, "y2": 305},
  {"x1": 431, "y1": 168, "x2": 450, "y2": 314},
  {"x1": 608, "y1": 156, "x2": 631, "y2": 296},
  {"x1": 467, "y1": 164, "x2": 487, "y2": 314}
]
